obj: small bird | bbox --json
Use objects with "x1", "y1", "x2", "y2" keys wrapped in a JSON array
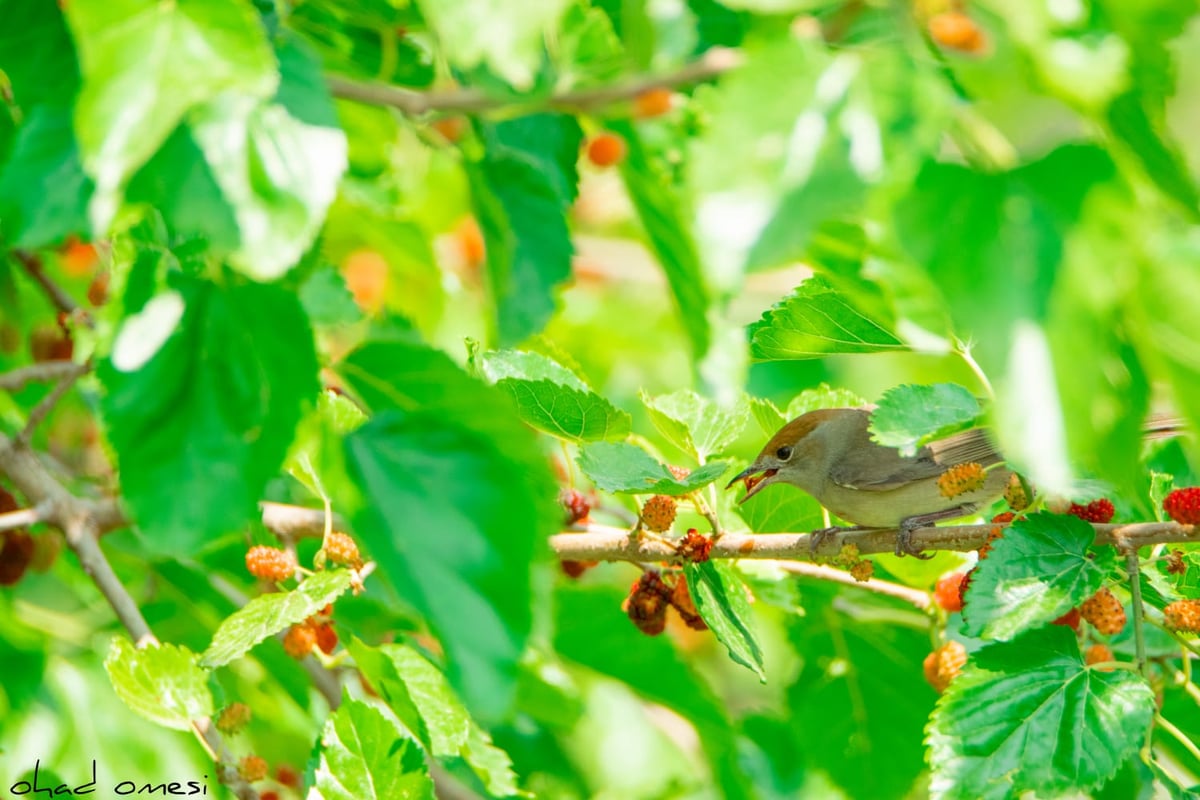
[{"x1": 728, "y1": 407, "x2": 1011, "y2": 557}]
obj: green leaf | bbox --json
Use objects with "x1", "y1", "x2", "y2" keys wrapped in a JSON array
[
  {"x1": 415, "y1": 0, "x2": 568, "y2": 89},
  {"x1": 785, "y1": 384, "x2": 867, "y2": 418},
  {"x1": 961, "y1": 513, "x2": 1113, "y2": 641},
  {"x1": 201, "y1": 569, "x2": 353, "y2": 667},
  {"x1": 1107, "y1": 92, "x2": 1200, "y2": 220},
  {"x1": 928, "y1": 627, "x2": 1155, "y2": 800},
  {"x1": 554, "y1": 585, "x2": 751, "y2": 800},
  {"x1": 311, "y1": 696, "x2": 435, "y2": 800},
  {"x1": 735, "y1": 472, "x2": 825, "y2": 533},
  {"x1": 470, "y1": 115, "x2": 580, "y2": 345},
  {"x1": 344, "y1": 401, "x2": 552, "y2": 722},
  {"x1": 0, "y1": 105, "x2": 94, "y2": 246},
  {"x1": 749, "y1": 396, "x2": 785, "y2": 436},
  {"x1": 66, "y1": 0, "x2": 277, "y2": 225},
  {"x1": 685, "y1": 561, "x2": 765, "y2": 680},
  {"x1": 610, "y1": 119, "x2": 711, "y2": 360},
  {"x1": 749, "y1": 276, "x2": 906, "y2": 360},
  {"x1": 0, "y1": 0, "x2": 79, "y2": 108},
  {"x1": 476, "y1": 348, "x2": 631, "y2": 443},
  {"x1": 105, "y1": 638, "x2": 213, "y2": 730},
  {"x1": 895, "y1": 145, "x2": 1117, "y2": 374},
  {"x1": 576, "y1": 442, "x2": 729, "y2": 495},
  {"x1": 190, "y1": 37, "x2": 348, "y2": 280},
  {"x1": 869, "y1": 383, "x2": 983, "y2": 457},
  {"x1": 299, "y1": 267, "x2": 363, "y2": 327},
  {"x1": 641, "y1": 389, "x2": 747, "y2": 460},
  {"x1": 100, "y1": 278, "x2": 319, "y2": 552},
  {"x1": 786, "y1": 592, "x2": 934, "y2": 799},
  {"x1": 347, "y1": 639, "x2": 521, "y2": 797}
]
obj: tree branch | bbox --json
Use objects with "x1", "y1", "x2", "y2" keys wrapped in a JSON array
[
  {"x1": 260, "y1": 501, "x2": 345, "y2": 539},
  {"x1": 18, "y1": 360, "x2": 86, "y2": 444},
  {"x1": 327, "y1": 46, "x2": 743, "y2": 115},
  {"x1": 550, "y1": 520, "x2": 1200, "y2": 562},
  {"x1": 0, "y1": 433, "x2": 261, "y2": 800},
  {"x1": 776, "y1": 560, "x2": 932, "y2": 610}
]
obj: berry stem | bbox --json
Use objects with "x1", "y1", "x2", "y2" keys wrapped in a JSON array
[
  {"x1": 1125, "y1": 549, "x2": 1149, "y2": 677},
  {"x1": 1155, "y1": 714, "x2": 1200, "y2": 764}
]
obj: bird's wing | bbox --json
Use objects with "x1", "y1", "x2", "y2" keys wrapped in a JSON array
[
  {"x1": 925, "y1": 427, "x2": 1005, "y2": 467},
  {"x1": 828, "y1": 427, "x2": 1002, "y2": 491}
]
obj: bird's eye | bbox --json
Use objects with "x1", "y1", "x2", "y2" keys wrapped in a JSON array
[{"x1": 775, "y1": 445, "x2": 793, "y2": 460}]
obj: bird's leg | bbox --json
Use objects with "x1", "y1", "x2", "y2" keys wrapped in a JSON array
[
  {"x1": 896, "y1": 504, "x2": 978, "y2": 558},
  {"x1": 808, "y1": 526, "x2": 866, "y2": 557}
]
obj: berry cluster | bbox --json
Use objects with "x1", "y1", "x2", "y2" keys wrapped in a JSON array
[
  {"x1": 1080, "y1": 587, "x2": 1126, "y2": 635},
  {"x1": 215, "y1": 702, "x2": 252, "y2": 735},
  {"x1": 936, "y1": 462, "x2": 986, "y2": 499},
  {"x1": 1066, "y1": 499, "x2": 1115, "y2": 524},
  {"x1": 283, "y1": 605, "x2": 338, "y2": 658},
  {"x1": 624, "y1": 570, "x2": 708, "y2": 635},
  {"x1": 559, "y1": 488, "x2": 591, "y2": 525},
  {"x1": 923, "y1": 641, "x2": 967, "y2": 693},
  {"x1": 1164, "y1": 487, "x2": 1200, "y2": 525},
  {"x1": 675, "y1": 528, "x2": 713, "y2": 563}
]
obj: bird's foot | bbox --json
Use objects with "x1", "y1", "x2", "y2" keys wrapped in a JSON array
[
  {"x1": 808, "y1": 526, "x2": 867, "y2": 558},
  {"x1": 895, "y1": 518, "x2": 934, "y2": 559}
]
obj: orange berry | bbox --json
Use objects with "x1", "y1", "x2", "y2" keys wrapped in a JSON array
[
  {"x1": 586, "y1": 133, "x2": 626, "y2": 168},
  {"x1": 283, "y1": 623, "x2": 317, "y2": 658},
  {"x1": 455, "y1": 216, "x2": 486, "y2": 267},
  {"x1": 929, "y1": 11, "x2": 987, "y2": 53},
  {"x1": 60, "y1": 236, "x2": 98, "y2": 276},
  {"x1": 274, "y1": 765, "x2": 301, "y2": 789},
  {"x1": 245, "y1": 546, "x2": 296, "y2": 582},
  {"x1": 923, "y1": 641, "x2": 967, "y2": 693},
  {"x1": 670, "y1": 574, "x2": 707, "y2": 631},
  {"x1": 340, "y1": 249, "x2": 389, "y2": 313},
  {"x1": 237, "y1": 755, "x2": 268, "y2": 782},
  {"x1": 934, "y1": 572, "x2": 966, "y2": 612},
  {"x1": 936, "y1": 462, "x2": 987, "y2": 498},
  {"x1": 1080, "y1": 587, "x2": 1126, "y2": 635},
  {"x1": 86, "y1": 272, "x2": 110, "y2": 306},
  {"x1": 633, "y1": 88, "x2": 673, "y2": 119},
  {"x1": 325, "y1": 531, "x2": 361, "y2": 567},
  {"x1": 1085, "y1": 643, "x2": 1114, "y2": 670},
  {"x1": 214, "y1": 702, "x2": 252, "y2": 734},
  {"x1": 431, "y1": 115, "x2": 465, "y2": 143},
  {"x1": 1164, "y1": 599, "x2": 1200, "y2": 633},
  {"x1": 314, "y1": 622, "x2": 338, "y2": 655},
  {"x1": 1052, "y1": 607, "x2": 1081, "y2": 631},
  {"x1": 641, "y1": 494, "x2": 677, "y2": 533}
]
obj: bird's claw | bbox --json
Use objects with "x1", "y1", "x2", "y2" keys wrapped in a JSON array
[
  {"x1": 895, "y1": 521, "x2": 933, "y2": 559},
  {"x1": 808, "y1": 526, "x2": 842, "y2": 558}
]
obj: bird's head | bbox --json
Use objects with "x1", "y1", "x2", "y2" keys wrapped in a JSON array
[{"x1": 726, "y1": 408, "x2": 848, "y2": 502}]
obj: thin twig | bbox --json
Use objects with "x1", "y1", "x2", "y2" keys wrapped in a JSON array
[
  {"x1": 12, "y1": 249, "x2": 81, "y2": 318},
  {"x1": 18, "y1": 361, "x2": 85, "y2": 444},
  {"x1": 0, "y1": 360, "x2": 89, "y2": 392},
  {"x1": 549, "y1": 521, "x2": 1200, "y2": 562},
  {"x1": 260, "y1": 501, "x2": 346, "y2": 538},
  {"x1": 1125, "y1": 549, "x2": 1149, "y2": 675},
  {"x1": 777, "y1": 560, "x2": 932, "y2": 610},
  {"x1": 0, "y1": 505, "x2": 43, "y2": 531},
  {"x1": 328, "y1": 47, "x2": 743, "y2": 115}
]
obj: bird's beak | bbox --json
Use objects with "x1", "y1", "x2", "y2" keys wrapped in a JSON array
[{"x1": 726, "y1": 463, "x2": 778, "y2": 504}]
